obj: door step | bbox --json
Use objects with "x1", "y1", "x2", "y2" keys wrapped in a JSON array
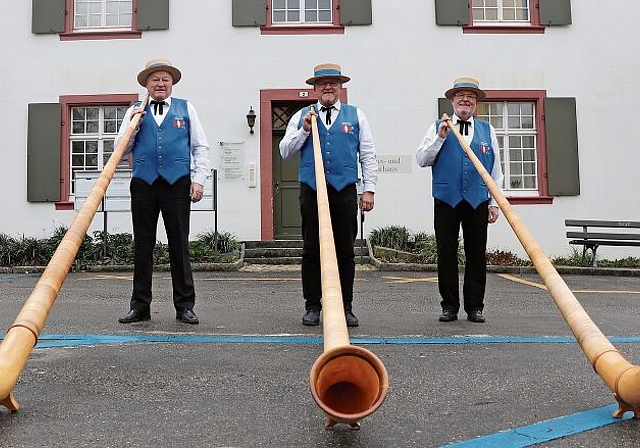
[{"x1": 242, "y1": 240, "x2": 370, "y2": 265}]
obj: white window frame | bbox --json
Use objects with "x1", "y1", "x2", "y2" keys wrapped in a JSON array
[
  {"x1": 69, "y1": 105, "x2": 129, "y2": 195},
  {"x1": 73, "y1": 0, "x2": 133, "y2": 32},
  {"x1": 272, "y1": 0, "x2": 333, "y2": 25},
  {"x1": 472, "y1": 0, "x2": 530, "y2": 26},
  {"x1": 477, "y1": 100, "x2": 538, "y2": 195}
]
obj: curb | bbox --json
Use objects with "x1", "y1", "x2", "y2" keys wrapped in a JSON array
[{"x1": 369, "y1": 259, "x2": 640, "y2": 277}]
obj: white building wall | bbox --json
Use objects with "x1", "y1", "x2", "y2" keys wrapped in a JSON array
[{"x1": 2, "y1": 0, "x2": 639, "y2": 260}]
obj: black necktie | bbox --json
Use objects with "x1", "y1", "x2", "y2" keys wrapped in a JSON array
[
  {"x1": 457, "y1": 119, "x2": 470, "y2": 136},
  {"x1": 151, "y1": 100, "x2": 167, "y2": 115},
  {"x1": 320, "y1": 106, "x2": 334, "y2": 125}
]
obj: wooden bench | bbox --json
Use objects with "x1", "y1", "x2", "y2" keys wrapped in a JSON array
[{"x1": 565, "y1": 219, "x2": 640, "y2": 266}]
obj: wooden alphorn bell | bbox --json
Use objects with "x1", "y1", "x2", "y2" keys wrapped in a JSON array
[
  {"x1": 307, "y1": 106, "x2": 389, "y2": 429},
  {"x1": 0, "y1": 96, "x2": 150, "y2": 412},
  {"x1": 444, "y1": 115, "x2": 640, "y2": 418}
]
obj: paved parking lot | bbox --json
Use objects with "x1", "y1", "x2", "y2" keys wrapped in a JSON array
[{"x1": 1, "y1": 268, "x2": 639, "y2": 447}]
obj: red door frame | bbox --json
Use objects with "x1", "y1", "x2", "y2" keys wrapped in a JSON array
[{"x1": 259, "y1": 88, "x2": 347, "y2": 240}]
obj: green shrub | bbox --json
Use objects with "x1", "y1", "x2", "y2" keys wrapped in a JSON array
[
  {"x1": 415, "y1": 232, "x2": 465, "y2": 264},
  {"x1": 368, "y1": 226, "x2": 411, "y2": 250},
  {"x1": 369, "y1": 226, "x2": 465, "y2": 264},
  {"x1": 0, "y1": 227, "x2": 240, "y2": 268},
  {"x1": 196, "y1": 230, "x2": 240, "y2": 253},
  {"x1": 0, "y1": 233, "x2": 17, "y2": 265},
  {"x1": 40, "y1": 225, "x2": 67, "y2": 261},
  {"x1": 598, "y1": 257, "x2": 640, "y2": 268},
  {"x1": 92, "y1": 230, "x2": 134, "y2": 264},
  {"x1": 551, "y1": 247, "x2": 592, "y2": 267},
  {"x1": 414, "y1": 232, "x2": 439, "y2": 264},
  {"x1": 367, "y1": 225, "x2": 634, "y2": 267},
  {"x1": 550, "y1": 248, "x2": 640, "y2": 268},
  {"x1": 189, "y1": 230, "x2": 240, "y2": 263},
  {"x1": 486, "y1": 249, "x2": 531, "y2": 266},
  {"x1": 152, "y1": 242, "x2": 170, "y2": 265}
]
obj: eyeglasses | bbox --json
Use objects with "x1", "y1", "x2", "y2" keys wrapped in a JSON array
[
  {"x1": 315, "y1": 80, "x2": 340, "y2": 88},
  {"x1": 454, "y1": 93, "x2": 477, "y2": 100}
]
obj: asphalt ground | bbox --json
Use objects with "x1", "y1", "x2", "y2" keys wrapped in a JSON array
[{"x1": 1, "y1": 267, "x2": 639, "y2": 447}]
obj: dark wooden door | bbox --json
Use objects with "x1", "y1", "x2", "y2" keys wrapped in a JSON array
[{"x1": 272, "y1": 102, "x2": 313, "y2": 239}]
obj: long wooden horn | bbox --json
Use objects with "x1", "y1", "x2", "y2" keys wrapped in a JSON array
[
  {"x1": 307, "y1": 106, "x2": 389, "y2": 429},
  {"x1": 0, "y1": 96, "x2": 150, "y2": 412},
  {"x1": 444, "y1": 116, "x2": 640, "y2": 418}
]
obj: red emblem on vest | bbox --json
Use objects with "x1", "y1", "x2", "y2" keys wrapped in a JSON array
[
  {"x1": 341, "y1": 122, "x2": 354, "y2": 134},
  {"x1": 480, "y1": 142, "x2": 490, "y2": 154},
  {"x1": 173, "y1": 116, "x2": 186, "y2": 129}
]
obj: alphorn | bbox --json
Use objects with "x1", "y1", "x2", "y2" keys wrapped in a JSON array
[
  {"x1": 307, "y1": 106, "x2": 389, "y2": 429},
  {"x1": 0, "y1": 96, "x2": 150, "y2": 412},
  {"x1": 444, "y1": 116, "x2": 640, "y2": 418}
]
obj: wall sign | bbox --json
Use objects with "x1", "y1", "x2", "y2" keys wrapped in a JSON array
[
  {"x1": 219, "y1": 141, "x2": 245, "y2": 181},
  {"x1": 376, "y1": 155, "x2": 412, "y2": 174}
]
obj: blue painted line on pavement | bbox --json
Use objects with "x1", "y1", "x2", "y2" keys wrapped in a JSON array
[
  {"x1": 0, "y1": 273, "x2": 40, "y2": 282},
  {"x1": 440, "y1": 404, "x2": 634, "y2": 447},
  {"x1": 23, "y1": 334, "x2": 640, "y2": 348},
  {"x1": 34, "y1": 334, "x2": 324, "y2": 347}
]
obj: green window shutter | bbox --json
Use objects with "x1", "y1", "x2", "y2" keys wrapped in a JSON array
[
  {"x1": 27, "y1": 104, "x2": 61, "y2": 202},
  {"x1": 32, "y1": 0, "x2": 65, "y2": 34},
  {"x1": 539, "y1": 0, "x2": 572, "y2": 26},
  {"x1": 340, "y1": 0, "x2": 372, "y2": 26},
  {"x1": 232, "y1": 0, "x2": 266, "y2": 27},
  {"x1": 437, "y1": 98, "x2": 453, "y2": 117},
  {"x1": 544, "y1": 98, "x2": 579, "y2": 196},
  {"x1": 434, "y1": 0, "x2": 468, "y2": 26},
  {"x1": 137, "y1": 0, "x2": 170, "y2": 31}
]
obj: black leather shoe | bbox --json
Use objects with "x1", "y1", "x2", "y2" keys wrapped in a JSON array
[
  {"x1": 467, "y1": 310, "x2": 486, "y2": 323},
  {"x1": 118, "y1": 309, "x2": 150, "y2": 323},
  {"x1": 302, "y1": 310, "x2": 320, "y2": 326},
  {"x1": 345, "y1": 311, "x2": 359, "y2": 327},
  {"x1": 176, "y1": 309, "x2": 199, "y2": 324},
  {"x1": 439, "y1": 310, "x2": 458, "y2": 322}
]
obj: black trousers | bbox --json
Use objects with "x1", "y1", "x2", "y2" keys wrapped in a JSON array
[
  {"x1": 129, "y1": 176, "x2": 195, "y2": 312},
  {"x1": 434, "y1": 199, "x2": 489, "y2": 314},
  {"x1": 299, "y1": 183, "x2": 358, "y2": 312}
]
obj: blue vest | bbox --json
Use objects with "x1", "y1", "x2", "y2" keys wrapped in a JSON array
[
  {"x1": 131, "y1": 98, "x2": 191, "y2": 185},
  {"x1": 432, "y1": 119, "x2": 495, "y2": 209},
  {"x1": 297, "y1": 104, "x2": 360, "y2": 191}
]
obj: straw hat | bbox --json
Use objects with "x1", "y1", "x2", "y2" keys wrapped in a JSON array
[
  {"x1": 444, "y1": 77, "x2": 485, "y2": 100},
  {"x1": 305, "y1": 63, "x2": 351, "y2": 85},
  {"x1": 137, "y1": 58, "x2": 182, "y2": 87}
]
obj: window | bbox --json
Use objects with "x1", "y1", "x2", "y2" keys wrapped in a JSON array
[
  {"x1": 272, "y1": 0, "x2": 333, "y2": 25},
  {"x1": 73, "y1": 0, "x2": 132, "y2": 31},
  {"x1": 60, "y1": 0, "x2": 141, "y2": 39},
  {"x1": 435, "y1": 0, "x2": 572, "y2": 34},
  {"x1": 232, "y1": 0, "x2": 372, "y2": 34},
  {"x1": 53, "y1": 94, "x2": 138, "y2": 209},
  {"x1": 472, "y1": 0, "x2": 530, "y2": 25},
  {"x1": 69, "y1": 105, "x2": 130, "y2": 195},
  {"x1": 477, "y1": 101, "x2": 538, "y2": 192},
  {"x1": 467, "y1": 0, "x2": 542, "y2": 33},
  {"x1": 31, "y1": 0, "x2": 169, "y2": 40},
  {"x1": 263, "y1": 0, "x2": 342, "y2": 34},
  {"x1": 476, "y1": 91, "x2": 561, "y2": 203}
]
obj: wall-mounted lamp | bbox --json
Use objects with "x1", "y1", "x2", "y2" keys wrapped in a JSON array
[{"x1": 246, "y1": 107, "x2": 257, "y2": 134}]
